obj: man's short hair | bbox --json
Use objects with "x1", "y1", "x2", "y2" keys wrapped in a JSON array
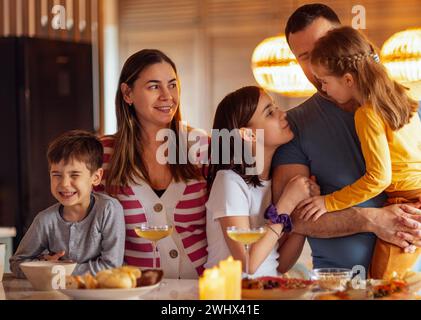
[
  {"x1": 285, "y1": 3, "x2": 341, "y2": 43},
  {"x1": 47, "y1": 130, "x2": 103, "y2": 173}
]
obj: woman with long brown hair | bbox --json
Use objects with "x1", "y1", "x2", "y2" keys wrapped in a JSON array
[
  {"x1": 298, "y1": 26, "x2": 421, "y2": 279},
  {"x1": 98, "y1": 49, "x2": 208, "y2": 278}
]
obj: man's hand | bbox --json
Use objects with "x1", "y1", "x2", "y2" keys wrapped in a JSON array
[
  {"x1": 367, "y1": 204, "x2": 421, "y2": 249},
  {"x1": 396, "y1": 204, "x2": 421, "y2": 252}
]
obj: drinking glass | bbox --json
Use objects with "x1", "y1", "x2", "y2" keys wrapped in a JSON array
[
  {"x1": 226, "y1": 226, "x2": 266, "y2": 277},
  {"x1": 134, "y1": 223, "x2": 173, "y2": 269}
]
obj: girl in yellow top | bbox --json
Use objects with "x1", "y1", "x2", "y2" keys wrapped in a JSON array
[{"x1": 299, "y1": 26, "x2": 421, "y2": 279}]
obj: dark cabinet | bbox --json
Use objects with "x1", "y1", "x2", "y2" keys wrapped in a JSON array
[{"x1": 0, "y1": 37, "x2": 94, "y2": 245}]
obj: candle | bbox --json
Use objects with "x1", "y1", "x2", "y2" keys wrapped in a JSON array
[
  {"x1": 199, "y1": 267, "x2": 226, "y2": 300},
  {"x1": 219, "y1": 256, "x2": 242, "y2": 300}
]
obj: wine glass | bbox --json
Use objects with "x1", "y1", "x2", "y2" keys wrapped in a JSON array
[
  {"x1": 134, "y1": 223, "x2": 173, "y2": 269},
  {"x1": 226, "y1": 226, "x2": 266, "y2": 278}
]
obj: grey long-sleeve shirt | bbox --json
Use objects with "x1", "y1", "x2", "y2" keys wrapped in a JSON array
[{"x1": 10, "y1": 192, "x2": 125, "y2": 278}]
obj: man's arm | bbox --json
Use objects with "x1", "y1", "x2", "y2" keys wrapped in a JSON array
[
  {"x1": 291, "y1": 206, "x2": 367, "y2": 238},
  {"x1": 272, "y1": 164, "x2": 367, "y2": 237},
  {"x1": 272, "y1": 164, "x2": 310, "y2": 202},
  {"x1": 272, "y1": 164, "x2": 421, "y2": 248}
]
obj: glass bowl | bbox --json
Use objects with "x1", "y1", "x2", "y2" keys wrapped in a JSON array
[{"x1": 312, "y1": 268, "x2": 353, "y2": 291}]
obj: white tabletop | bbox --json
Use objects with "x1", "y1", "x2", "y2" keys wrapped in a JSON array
[
  {"x1": 3, "y1": 273, "x2": 419, "y2": 300},
  {"x1": 0, "y1": 274, "x2": 198, "y2": 300}
]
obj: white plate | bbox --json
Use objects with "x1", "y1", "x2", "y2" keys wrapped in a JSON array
[{"x1": 59, "y1": 282, "x2": 160, "y2": 300}]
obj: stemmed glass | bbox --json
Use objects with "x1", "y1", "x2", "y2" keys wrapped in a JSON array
[
  {"x1": 226, "y1": 226, "x2": 266, "y2": 278},
  {"x1": 134, "y1": 223, "x2": 173, "y2": 269}
]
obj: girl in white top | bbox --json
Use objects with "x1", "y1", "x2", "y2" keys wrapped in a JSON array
[{"x1": 205, "y1": 86, "x2": 320, "y2": 277}]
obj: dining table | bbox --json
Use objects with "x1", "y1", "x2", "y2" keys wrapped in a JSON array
[
  {"x1": 0, "y1": 273, "x2": 199, "y2": 300},
  {"x1": 1, "y1": 273, "x2": 420, "y2": 300}
]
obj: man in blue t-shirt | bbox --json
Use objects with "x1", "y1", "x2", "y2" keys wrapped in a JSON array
[{"x1": 272, "y1": 4, "x2": 421, "y2": 272}]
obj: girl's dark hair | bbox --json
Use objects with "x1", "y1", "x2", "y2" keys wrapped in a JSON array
[
  {"x1": 285, "y1": 3, "x2": 341, "y2": 43},
  {"x1": 106, "y1": 49, "x2": 201, "y2": 195},
  {"x1": 207, "y1": 86, "x2": 263, "y2": 189},
  {"x1": 47, "y1": 130, "x2": 103, "y2": 173}
]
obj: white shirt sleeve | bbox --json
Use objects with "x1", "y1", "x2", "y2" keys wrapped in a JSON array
[{"x1": 206, "y1": 170, "x2": 250, "y2": 221}]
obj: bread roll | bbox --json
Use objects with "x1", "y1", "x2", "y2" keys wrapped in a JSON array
[
  {"x1": 98, "y1": 272, "x2": 133, "y2": 289},
  {"x1": 117, "y1": 266, "x2": 141, "y2": 288},
  {"x1": 84, "y1": 273, "x2": 99, "y2": 289},
  {"x1": 96, "y1": 269, "x2": 113, "y2": 284},
  {"x1": 65, "y1": 266, "x2": 147, "y2": 289},
  {"x1": 118, "y1": 266, "x2": 142, "y2": 279},
  {"x1": 65, "y1": 275, "x2": 80, "y2": 289}
]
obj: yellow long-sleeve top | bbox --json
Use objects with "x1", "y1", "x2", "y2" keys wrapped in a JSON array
[{"x1": 325, "y1": 105, "x2": 421, "y2": 212}]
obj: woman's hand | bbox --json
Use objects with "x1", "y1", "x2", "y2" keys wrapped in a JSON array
[
  {"x1": 276, "y1": 175, "x2": 312, "y2": 214},
  {"x1": 297, "y1": 196, "x2": 328, "y2": 221}
]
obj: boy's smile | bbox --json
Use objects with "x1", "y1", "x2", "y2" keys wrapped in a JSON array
[
  {"x1": 50, "y1": 158, "x2": 103, "y2": 219},
  {"x1": 59, "y1": 191, "x2": 77, "y2": 198}
]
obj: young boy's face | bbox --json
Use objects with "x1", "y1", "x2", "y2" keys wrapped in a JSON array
[{"x1": 50, "y1": 158, "x2": 103, "y2": 212}]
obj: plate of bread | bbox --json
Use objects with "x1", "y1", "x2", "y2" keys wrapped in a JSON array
[{"x1": 59, "y1": 266, "x2": 163, "y2": 300}]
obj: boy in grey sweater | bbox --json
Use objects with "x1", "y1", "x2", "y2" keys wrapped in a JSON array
[{"x1": 10, "y1": 130, "x2": 125, "y2": 278}]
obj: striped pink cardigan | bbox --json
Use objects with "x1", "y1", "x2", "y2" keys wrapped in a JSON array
[{"x1": 97, "y1": 137, "x2": 208, "y2": 276}]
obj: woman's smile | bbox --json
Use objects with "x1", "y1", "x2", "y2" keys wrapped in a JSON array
[{"x1": 154, "y1": 104, "x2": 175, "y2": 114}]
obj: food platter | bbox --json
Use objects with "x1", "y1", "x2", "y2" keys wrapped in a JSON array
[
  {"x1": 314, "y1": 274, "x2": 421, "y2": 300},
  {"x1": 59, "y1": 281, "x2": 161, "y2": 300},
  {"x1": 241, "y1": 272, "x2": 421, "y2": 300},
  {"x1": 241, "y1": 276, "x2": 316, "y2": 300}
]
